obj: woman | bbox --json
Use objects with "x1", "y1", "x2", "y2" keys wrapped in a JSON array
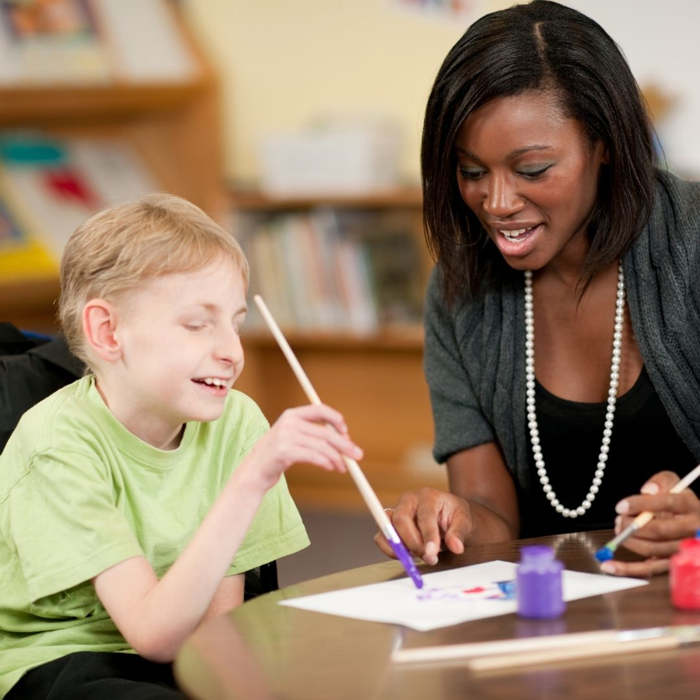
[{"x1": 376, "y1": 0, "x2": 700, "y2": 577}]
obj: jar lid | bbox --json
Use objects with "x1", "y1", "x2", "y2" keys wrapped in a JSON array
[{"x1": 520, "y1": 545, "x2": 555, "y2": 562}]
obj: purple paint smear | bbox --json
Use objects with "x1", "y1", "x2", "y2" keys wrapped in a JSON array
[{"x1": 389, "y1": 539, "x2": 424, "y2": 589}]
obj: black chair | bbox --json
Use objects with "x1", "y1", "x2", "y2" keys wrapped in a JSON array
[
  {"x1": 0, "y1": 322, "x2": 84, "y2": 451},
  {"x1": 0, "y1": 322, "x2": 278, "y2": 599}
]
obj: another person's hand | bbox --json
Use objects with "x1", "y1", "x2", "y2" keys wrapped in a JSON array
[
  {"x1": 600, "y1": 470, "x2": 700, "y2": 577},
  {"x1": 373, "y1": 488, "x2": 473, "y2": 565}
]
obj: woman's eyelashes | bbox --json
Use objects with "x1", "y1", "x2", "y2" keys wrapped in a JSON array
[
  {"x1": 458, "y1": 163, "x2": 554, "y2": 181},
  {"x1": 518, "y1": 164, "x2": 553, "y2": 179},
  {"x1": 459, "y1": 166, "x2": 486, "y2": 180}
]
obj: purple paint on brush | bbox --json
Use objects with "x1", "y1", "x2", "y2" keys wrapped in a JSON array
[{"x1": 389, "y1": 538, "x2": 424, "y2": 589}]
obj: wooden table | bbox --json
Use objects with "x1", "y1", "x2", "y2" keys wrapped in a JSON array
[{"x1": 174, "y1": 531, "x2": 700, "y2": 699}]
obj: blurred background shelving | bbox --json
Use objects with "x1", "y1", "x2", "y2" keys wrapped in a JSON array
[
  {"x1": 2, "y1": 0, "x2": 700, "y2": 584},
  {"x1": 0, "y1": 0, "x2": 225, "y2": 333},
  {"x1": 230, "y1": 186, "x2": 447, "y2": 511}
]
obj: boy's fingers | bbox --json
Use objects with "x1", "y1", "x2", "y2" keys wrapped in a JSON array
[
  {"x1": 294, "y1": 421, "x2": 362, "y2": 460},
  {"x1": 306, "y1": 403, "x2": 349, "y2": 433},
  {"x1": 282, "y1": 404, "x2": 349, "y2": 434},
  {"x1": 292, "y1": 445, "x2": 343, "y2": 472}
]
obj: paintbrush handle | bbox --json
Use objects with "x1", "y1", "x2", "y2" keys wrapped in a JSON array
[
  {"x1": 466, "y1": 635, "x2": 679, "y2": 673},
  {"x1": 252, "y1": 295, "x2": 395, "y2": 541},
  {"x1": 607, "y1": 511, "x2": 654, "y2": 549},
  {"x1": 671, "y1": 463, "x2": 700, "y2": 493},
  {"x1": 393, "y1": 629, "x2": 623, "y2": 664}
]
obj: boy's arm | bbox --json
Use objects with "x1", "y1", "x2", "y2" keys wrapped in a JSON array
[
  {"x1": 204, "y1": 573, "x2": 245, "y2": 620},
  {"x1": 93, "y1": 465, "x2": 265, "y2": 662},
  {"x1": 94, "y1": 403, "x2": 361, "y2": 663}
]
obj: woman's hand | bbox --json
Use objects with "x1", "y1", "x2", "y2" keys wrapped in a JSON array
[
  {"x1": 373, "y1": 488, "x2": 473, "y2": 565},
  {"x1": 374, "y1": 443, "x2": 519, "y2": 565},
  {"x1": 600, "y1": 470, "x2": 700, "y2": 577}
]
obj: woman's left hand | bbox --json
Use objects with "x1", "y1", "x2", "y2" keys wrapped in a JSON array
[{"x1": 600, "y1": 470, "x2": 700, "y2": 577}]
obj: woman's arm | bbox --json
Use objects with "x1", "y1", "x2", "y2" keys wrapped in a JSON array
[{"x1": 375, "y1": 441, "x2": 520, "y2": 564}]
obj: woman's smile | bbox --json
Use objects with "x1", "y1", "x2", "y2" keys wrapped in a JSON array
[{"x1": 455, "y1": 89, "x2": 607, "y2": 272}]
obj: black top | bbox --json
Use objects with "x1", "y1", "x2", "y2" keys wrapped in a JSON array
[{"x1": 521, "y1": 367, "x2": 698, "y2": 537}]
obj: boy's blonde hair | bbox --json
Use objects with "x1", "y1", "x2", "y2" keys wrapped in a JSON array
[{"x1": 59, "y1": 193, "x2": 248, "y2": 367}]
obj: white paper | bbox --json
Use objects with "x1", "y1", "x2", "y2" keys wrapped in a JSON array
[{"x1": 279, "y1": 561, "x2": 648, "y2": 631}]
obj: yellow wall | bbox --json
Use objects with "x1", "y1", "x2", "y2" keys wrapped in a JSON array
[{"x1": 183, "y1": 0, "x2": 489, "y2": 186}]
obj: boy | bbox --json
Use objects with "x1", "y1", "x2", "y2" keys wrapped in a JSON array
[{"x1": 0, "y1": 194, "x2": 362, "y2": 698}]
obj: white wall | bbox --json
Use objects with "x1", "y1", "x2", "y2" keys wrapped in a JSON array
[
  {"x1": 185, "y1": 1, "x2": 700, "y2": 183},
  {"x1": 563, "y1": 0, "x2": 700, "y2": 177}
]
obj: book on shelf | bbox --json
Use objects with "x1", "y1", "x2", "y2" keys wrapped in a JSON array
[
  {"x1": 0, "y1": 0, "x2": 197, "y2": 86},
  {"x1": 0, "y1": 130, "x2": 157, "y2": 282},
  {"x1": 0, "y1": 183, "x2": 56, "y2": 281},
  {"x1": 237, "y1": 208, "x2": 423, "y2": 334}
]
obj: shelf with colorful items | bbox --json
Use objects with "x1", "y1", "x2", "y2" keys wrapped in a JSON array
[{"x1": 230, "y1": 186, "x2": 446, "y2": 510}]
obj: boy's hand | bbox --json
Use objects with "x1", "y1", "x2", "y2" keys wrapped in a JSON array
[{"x1": 242, "y1": 404, "x2": 363, "y2": 491}]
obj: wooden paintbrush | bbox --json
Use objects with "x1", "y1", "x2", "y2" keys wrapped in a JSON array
[{"x1": 392, "y1": 625, "x2": 700, "y2": 672}]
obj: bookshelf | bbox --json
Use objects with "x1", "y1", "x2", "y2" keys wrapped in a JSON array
[
  {"x1": 232, "y1": 188, "x2": 448, "y2": 510},
  {"x1": 0, "y1": 0, "x2": 224, "y2": 333}
]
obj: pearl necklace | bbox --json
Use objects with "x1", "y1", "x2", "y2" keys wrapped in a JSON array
[{"x1": 524, "y1": 262, "x2": 625, "y2": 518}]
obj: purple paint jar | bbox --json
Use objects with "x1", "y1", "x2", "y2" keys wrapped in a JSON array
[{"x1": 516, "y1": 545, "x2": 565, "y2": 619}]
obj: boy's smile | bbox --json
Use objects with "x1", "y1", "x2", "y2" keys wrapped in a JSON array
[
  {"x1": 95, "y1": 258, "x2": 247, "y2": 450},
  {"x1": 191, "y1": 375, "x2": 235, "y2": 396}
]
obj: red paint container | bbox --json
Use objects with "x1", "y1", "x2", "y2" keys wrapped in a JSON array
[{"x1": 670, "y1": 532, "x2": 700, "y2": 611}]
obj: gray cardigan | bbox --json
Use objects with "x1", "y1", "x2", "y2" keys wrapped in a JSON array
[{"x1": 424, "y1": 171, "x2": 700, "y2": 498}]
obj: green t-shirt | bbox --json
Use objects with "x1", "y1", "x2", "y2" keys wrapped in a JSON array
[{"x1": 0, "y1": 376, "x2": 309, "y2": 697}]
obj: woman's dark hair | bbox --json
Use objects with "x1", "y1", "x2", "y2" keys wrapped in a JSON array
[{"x1": 422, "y1": 0, "x2": 656, "y2": 304}]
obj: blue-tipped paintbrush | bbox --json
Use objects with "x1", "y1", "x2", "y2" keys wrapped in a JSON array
[{"x1": 595, "y1": 463, "x2": 700, "y2": 562}]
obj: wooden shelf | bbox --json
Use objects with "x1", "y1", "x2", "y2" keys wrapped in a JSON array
[
  {"x1": 242, "y1": 325, "x2": 423, "y2": 351},
  {"x1": 229, "y1": 186, "x2": 422, "y2": 211},
  {"x1": 236, "y1": 327, "x2": 440, "y2": 510},
  {"x1": 0, "y1": 277, "x2": 60, "y2": 333},
  {"x1": 0, "y1": 4, "x2": 224, "y2": 334},
  {"x1": 0, "y1": 81, "x2": 214, "y2": 124}
]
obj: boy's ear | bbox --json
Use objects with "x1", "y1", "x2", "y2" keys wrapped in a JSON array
[{"x1": 83, "y1": 299, "x2": 122, "y2": 363}]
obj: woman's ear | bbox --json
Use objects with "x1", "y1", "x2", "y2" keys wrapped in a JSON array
[{"x1": 83, "y1": 299, "x2": 122, "y2": 364}]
